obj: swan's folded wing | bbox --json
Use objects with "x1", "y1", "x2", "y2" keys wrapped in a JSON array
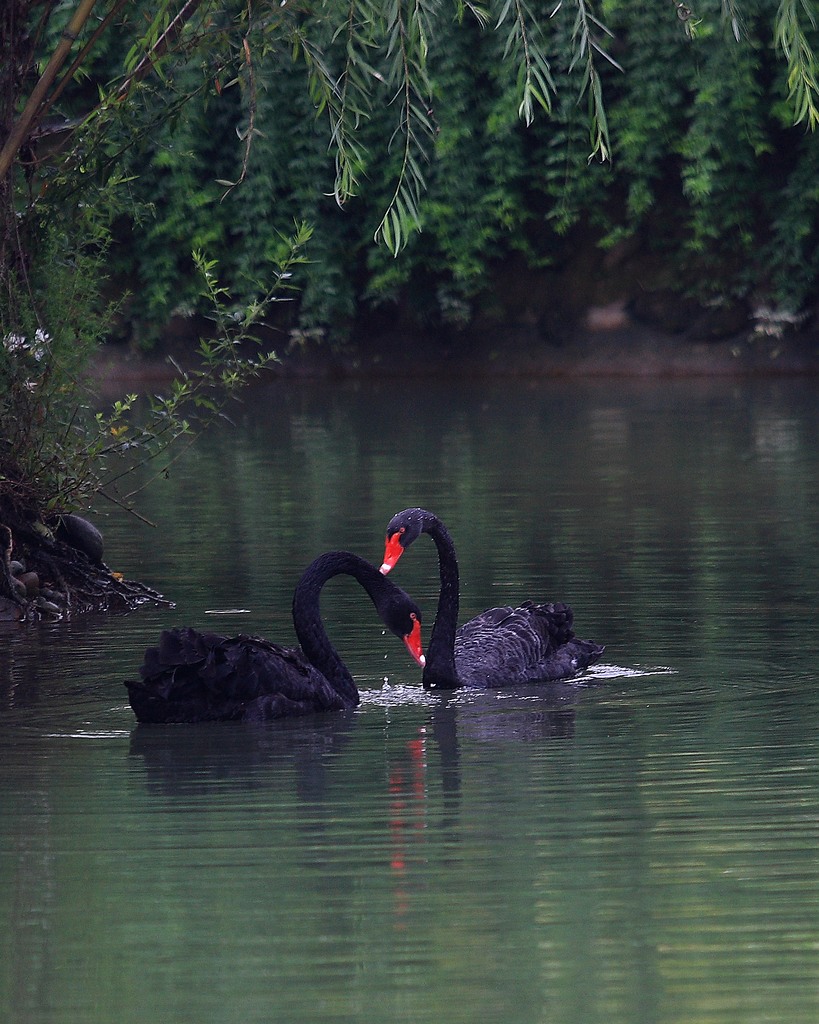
[
  {"x1": 216, "y1": 635, "x2": 348, "y2": 712},
  {"x1": 128, "y1": 628, "x2": 348, "y2": 722},
  {"x1": 140, "y1": 626, "x2": 226, "y2": 678}
]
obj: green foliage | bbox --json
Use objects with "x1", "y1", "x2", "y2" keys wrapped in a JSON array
[
  {"x1": 532, "y1": 0, "x2": 617, "y2": 237},
  {"x1": 674, "y1": 6, "x2": 772, "y2": 295},
  {"x1": 48, "y1": 0, "x2": 816, "y2": 342},
  {"x1": 766, "y1": 133, "x2": 819, "y2": 309},
  {"x1": 0, "y1": 214, "x2": 119, "y2": 513},
  {"x1": 0, "y1": 204, "x2": 310, "y2": 514},
  {"x1": 603, "y1": 0, "x2": 691, "y2": 226},
  {"x1": 363, "y1": 14, "x2": 532, "y2": 322},
  {"x1": 95, "y1": 222, "x2": 312, "y2": 509}
]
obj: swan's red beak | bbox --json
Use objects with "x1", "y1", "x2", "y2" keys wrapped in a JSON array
[
  {"x1": 404, "y1": 616, "x2": 425, "y2": 668},
  {"x1": 380, "y1": 533, "x2": 404, "y2": 574}
]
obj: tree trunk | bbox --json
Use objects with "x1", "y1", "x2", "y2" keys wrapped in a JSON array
[{"x1": 0, "y1": 0, "x2": 33, "y2": 302}]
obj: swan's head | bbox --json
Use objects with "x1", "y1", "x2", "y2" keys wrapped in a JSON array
[
  {"x1": 403, "y1": 614, "x2": 426, "y2": 668},
  {"x1": 380, "y1": 528, "x2": 405, "y2": 574},
  {"x1": 380, "y1": 508, "x2": 426, "y2": 574},
  {"x1": 383, "y1": 589, "x2": 425, "y2": 668}
]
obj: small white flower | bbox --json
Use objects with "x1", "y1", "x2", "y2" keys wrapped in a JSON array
[
  {"x1": 3, "y1": 333, "x2": 27, "y2": 353},
  {"x1": 3, "y1": 327, "x2": 51, "y2": 359}
]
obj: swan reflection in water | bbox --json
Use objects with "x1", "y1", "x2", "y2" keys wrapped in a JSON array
[{"x1": 127, "y1": 678, "x2": 593, "y2": 800}]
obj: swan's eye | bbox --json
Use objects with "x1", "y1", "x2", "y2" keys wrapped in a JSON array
[{"x1": 410, "y1": 612, "x2": 418, "y2": 621}]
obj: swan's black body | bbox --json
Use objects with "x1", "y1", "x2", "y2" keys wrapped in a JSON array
[
  {"x1": 381, "y1": 508, "x2": 603, "y2": 690},
  {"x1": 125, "y1": 551, "x2": 423, "y2": 723}
]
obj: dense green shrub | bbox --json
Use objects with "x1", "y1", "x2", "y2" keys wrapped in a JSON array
[{"x1": 69, "y1": 0, "x2": 817, "y2": 341}]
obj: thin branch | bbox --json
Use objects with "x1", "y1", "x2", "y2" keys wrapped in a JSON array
[
  {"x1": 374, "y1": 0, "x2": 432, "y2": 253},
  {"x1": 220, "y1": 6, "x2": 258, "y2": 199},
  {"x1": 117, "y1": 0, "x2": 209, "y2": 99}
]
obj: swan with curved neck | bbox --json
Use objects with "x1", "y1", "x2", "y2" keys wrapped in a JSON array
[
  {"x1": 380, "y1": 508, "x2": 602, "y2": 690},
  {"x1": 126, "y1": 551, "x2": 424, "y2": 723}
]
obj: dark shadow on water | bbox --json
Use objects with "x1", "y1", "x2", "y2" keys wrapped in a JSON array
[{"x1": 128, "y1": 710, "x2": 359, "y2": 801}]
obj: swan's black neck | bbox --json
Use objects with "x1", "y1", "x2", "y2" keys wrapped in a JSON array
[
  {"x1": 292, "y1": 552, "x2": 399, "y2": 706},
  {"x1": 416, "y1": 512, "x2": 460, "y2": 689}
]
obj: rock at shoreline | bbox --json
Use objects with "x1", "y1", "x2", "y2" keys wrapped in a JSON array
[{"x1": 55, "y1": 513, "x2": 105, "y2": 564}]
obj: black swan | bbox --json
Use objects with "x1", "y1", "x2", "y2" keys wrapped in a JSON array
[
  {"x1": 125, "y1": 551, "x2": 425, "y2": 723},
  {"x1": 380, "y1": 508, "x2": 603, "y2": 690}
]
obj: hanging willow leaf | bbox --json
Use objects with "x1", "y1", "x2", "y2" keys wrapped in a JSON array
[
  {"x1": 567, "y1": 0, "x2": 618, "y2": 159},
  {"x1": 495, "y1": 0, "x2": 555, "y2": 125},
  {"x1": 775, "y1": 0, "x2": 819, "y2": 129}
]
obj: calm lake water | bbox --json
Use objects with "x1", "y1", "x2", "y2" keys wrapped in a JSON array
[{"x1": 2, "y1": 374, "x2": 819, "y2": 1024}]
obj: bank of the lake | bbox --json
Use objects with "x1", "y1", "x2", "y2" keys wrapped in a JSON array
[{"x1": 92, "y1": 312, "x2": 819, "y2": 391}]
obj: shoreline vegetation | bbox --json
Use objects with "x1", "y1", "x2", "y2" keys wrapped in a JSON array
[
  {"x1": 92, "y1": 305, "x2": 819, "y2": 390},
  {"x1": 94, "y1": 224, "x2": 819, "y2": 385}
]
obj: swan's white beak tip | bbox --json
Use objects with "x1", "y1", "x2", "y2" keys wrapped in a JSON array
[
  {"x1": 419, "y1": 654, "x2": 426, "y2": 667},
  {"x1": 379, "y1": 563, "x2": 392, "y2": 575}
]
